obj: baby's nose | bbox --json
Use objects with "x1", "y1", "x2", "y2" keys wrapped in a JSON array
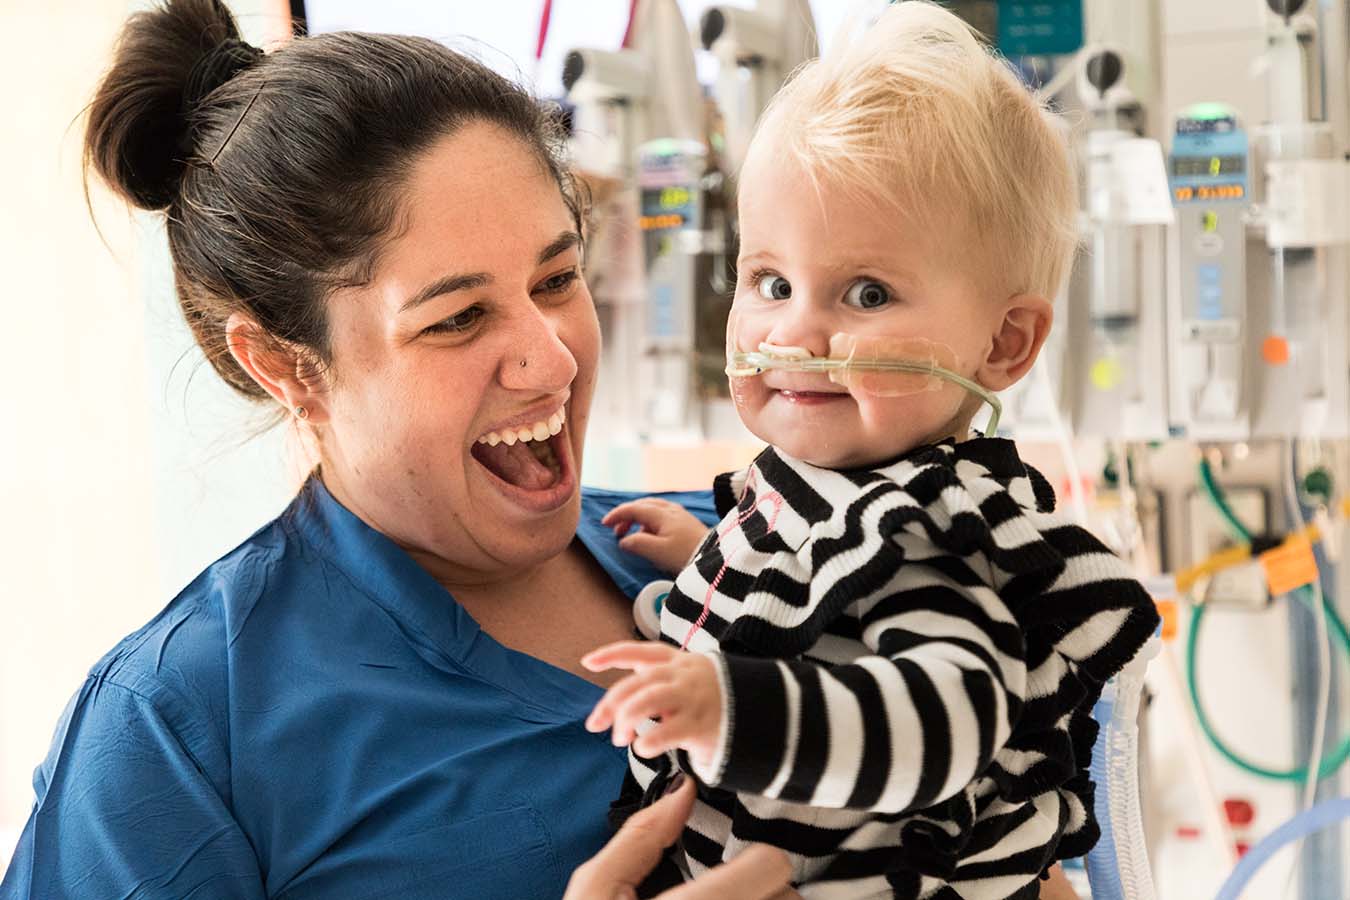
[{"x1": 762, "y1": 306, "x2": 834, "y2": 359}]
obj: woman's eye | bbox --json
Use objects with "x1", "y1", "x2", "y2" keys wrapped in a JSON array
[
  {"x1": 755, "y1": 274, "x2": 792, "y2": 301},
  {"x1": 539, "y1": 269, "x2": 579, "y2": 294},
  {"x1": 844, "y1": 280, "x2": 891, "y2": 310},
  {"x1": 424, "y1": 305, "x2": 484, "y2": 335}
]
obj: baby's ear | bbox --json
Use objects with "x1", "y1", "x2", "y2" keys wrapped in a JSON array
[{"x1": 977, "y1": 294, "x2": 1053, "y2": 392}]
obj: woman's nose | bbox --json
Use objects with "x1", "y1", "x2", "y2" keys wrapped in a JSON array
[
  {"x1": 499, "y1": 305, "x2": 578, "y2": 392},
  {"x1": 760, "y1": 299, "x2": 834, "y2": 359}
]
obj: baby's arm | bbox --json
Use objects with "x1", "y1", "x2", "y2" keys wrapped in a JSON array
[
  {"x1": 603, "y1": 498, "x2": 710, "y2": 575},
  {"x1": 585, "y1": 562, "x2": 1027, "y2": 816},
  {"x1": 699, "y1": 564, "x2": 1026, "y2": 814}
]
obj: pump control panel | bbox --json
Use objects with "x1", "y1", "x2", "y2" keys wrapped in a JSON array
[
  {"x1": 1169, "y1": 104, "x2": 1250, "y2": 431},
  {"x1": 1171, "y1": 105, "x2": 1249, "y2": 344}
]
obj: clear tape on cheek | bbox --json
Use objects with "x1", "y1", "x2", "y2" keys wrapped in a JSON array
[
  {"x1": 724, "y1": 309, "x2": 956, "y2": 400},
  {"x1": 824, "y1": 333, "x2": 950, "y2": 398}
]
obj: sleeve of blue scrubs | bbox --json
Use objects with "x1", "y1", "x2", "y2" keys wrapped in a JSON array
[{"x1": 1, "y1": 676, "x2": 265, "y2": 900}]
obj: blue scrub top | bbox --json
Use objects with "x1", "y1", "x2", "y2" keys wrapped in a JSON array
[{"x1": 1, "y1": 477, "x2": 718, "y2": 900}]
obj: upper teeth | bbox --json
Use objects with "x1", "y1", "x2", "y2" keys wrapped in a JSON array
[{"x1": 476, "y1": 408, "x2": 565, "y2": 447}]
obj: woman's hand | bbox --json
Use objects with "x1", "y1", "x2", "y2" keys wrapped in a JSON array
[
  {"x1": 602, "y1": 499, "x2": 709, "y2": 574},
  {"x1": 1038, "y1": 865, "x2": 1081, "y2": 899},
  {"x1": 564, "y1": 776, "x2": 799, "y2": 900},
  {"x1": 583, "y1": 642, "x2": 722, "y2": 766}
]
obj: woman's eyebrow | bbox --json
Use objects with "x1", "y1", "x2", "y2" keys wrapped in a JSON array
[
  {"x1": 401, "y1": 272, "x2": 491, "y2": 313},
  {"x1": 401, "y1": 231, "x2": 581, "y2": 314},
  {"x1": 538, "y1": 230, "x2": 581, "y2": 265}
]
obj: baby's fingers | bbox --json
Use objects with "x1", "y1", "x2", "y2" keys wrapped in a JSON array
[
  {"x1": 582, "y1": 641, "x2": 678, "y2": 672},
  {"x1": 629, "y1": 719, "x2": 684, "y2": 759},
  {"x1": 630, "y1": 710, "x2": 712, "y2": 759},
  {"x1": 586, "y1": 671, "x2": 649, "y2": 733},
  {"x1": 611, "y1": 683, "x2": 681, "y2": 747},
  {"x1": 617, "y1": 529, "x2": 672, "y2": 560},
  {"x1": 603, "y1": 499, "x2": 663, "y2": 529}
]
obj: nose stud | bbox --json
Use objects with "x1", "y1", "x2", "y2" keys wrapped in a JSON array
[{"x1": 520, "y1": 359, "x2": 528, "y2": 368}]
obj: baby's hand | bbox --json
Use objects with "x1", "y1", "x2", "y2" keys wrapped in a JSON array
[
  {"x1": 582, "y1": 641, "x2": 722, "y2": 766},
  {"x1": 601, "y1": 499, "x2": 708, "y2": 574}
]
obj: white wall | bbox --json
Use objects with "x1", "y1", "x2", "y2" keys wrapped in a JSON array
[
  {"x1": 0, "y1": 0, "x2": 295, "y2": 868},
  {"x1": 1, "y1": 0, "x2": 155, "y2": 866}
]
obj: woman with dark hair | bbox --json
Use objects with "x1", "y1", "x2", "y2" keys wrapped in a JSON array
[{"x1": 0, "y1": 1, "x2": 794, "y2": 897}]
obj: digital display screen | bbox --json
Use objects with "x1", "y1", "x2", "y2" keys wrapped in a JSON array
[
  {"x1": 640, "y1": 213, "x2": 686, "y2": 231},
  {"x1": 1173, "y1": 184, "x2": 1245, "y2": 202},
  {"x1": 1172, "y1": 155, "x2": 1246, "y2": 177},
  {"x1": 657, "y1": 186, "x2": 691, "y2": 211},
  {"x1": 1177, "y1": 116, "x2": 1237, "y2": 135},
  {"x1": 640, "y1": 185, "x2": 694, "y2": 231}
]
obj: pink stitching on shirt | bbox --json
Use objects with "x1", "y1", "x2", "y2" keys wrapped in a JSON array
[{"x1": 681, "y1": 470, "x2": 783, "y2": 650}]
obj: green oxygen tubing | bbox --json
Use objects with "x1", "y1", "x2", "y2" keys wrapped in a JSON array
[{"x1": 1187, "y1": 458, "x2": 1350, "y2": 781}]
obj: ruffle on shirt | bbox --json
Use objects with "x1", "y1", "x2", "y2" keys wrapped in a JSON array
[{"x1": 864, "y1": 439, "x2": 1067, "y2": 581}]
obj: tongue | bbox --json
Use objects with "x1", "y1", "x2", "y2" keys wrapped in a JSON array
[{"x1": 473, "y1": 439, "x2": 557, "y2": 491}]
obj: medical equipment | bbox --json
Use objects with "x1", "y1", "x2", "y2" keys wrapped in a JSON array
[
  {"x1": 1002, "y1": 1, "x2": 1167, "y2": 441},
  {"x1": 1086, "y1": 635, "x2": 1161, "y2": 900},
  {"x1": 1071, "y1": 42, "x2": 1173, "y2": 439},
  {"x1": 562, "y1": 0, "x2": 712, "y2": 440},
  {"x1": 1167, "y1": 103, "x2": 1251, "y2": 440},
  {"x1": 638, "y1": 138, "x2": 713, "y2": 432},
  {"x1": 1215, "y1": 796, "x2": 1350, "y2": 900},
  {"x1": 1248, "y1": 1, "x2": 1350, "y2": 439},
  {"x1": 698, "y1": 0, "x2": 818, "y2": 176},
  {"x1": 562, "y1": 0, "x2": 702, "y2": 178},
  {"x1": 634, "y1": 579, "x2": 670, "y2": 641}
]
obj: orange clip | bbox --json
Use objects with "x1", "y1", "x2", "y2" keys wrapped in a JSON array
[
  {"x1": 1260, "y1": 533, "x2": 1319, "y2": 596},
  {"x1": 1155, "y1": 598, "x2": 1179, "y2": 642}
]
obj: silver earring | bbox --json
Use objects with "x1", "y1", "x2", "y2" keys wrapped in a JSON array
[{"x1": 294, "y1": 405, "x2": 309, "y2": 420}]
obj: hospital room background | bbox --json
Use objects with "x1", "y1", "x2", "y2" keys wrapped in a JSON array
[{"x1": 6, "y1": 1, "x2": 1350, "y2": 897}]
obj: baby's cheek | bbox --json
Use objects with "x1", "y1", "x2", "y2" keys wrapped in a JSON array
[{"x1": 857, "y1": 390, "x2": 957, "y2": 441}]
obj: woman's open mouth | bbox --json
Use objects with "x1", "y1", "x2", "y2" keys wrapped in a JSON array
[{"x1": 470, "y1": 404, "x2": 575, "y2": 511}]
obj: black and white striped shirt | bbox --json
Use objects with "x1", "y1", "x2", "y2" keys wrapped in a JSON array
[{"x1": 615, "y1": 439, "x2": 1159, "y2": 899}]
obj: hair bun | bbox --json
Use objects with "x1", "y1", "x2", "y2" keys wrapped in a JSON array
[
  {"x1": 182, "y1": 38, "x2": 263, "y2": 117},
  {"x1": 85, "y1": 0, "x2": 253, "y2": 211}
]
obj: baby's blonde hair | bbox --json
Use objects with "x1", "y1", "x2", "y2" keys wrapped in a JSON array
[{"x1": 745, "y1": 0, "x2": 1077, "y2": 300}]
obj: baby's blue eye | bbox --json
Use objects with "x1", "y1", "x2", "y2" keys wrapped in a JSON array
[
  {"x1": 845, "y1": 280, "x2": 890, "y2": 310},
  {"x1": 756, "y1": 275, "x2": 792, "y2": 301}
]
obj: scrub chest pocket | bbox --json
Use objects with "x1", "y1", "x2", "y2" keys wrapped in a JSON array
[{"x1": 273, "y1": 804, "x2": 562, "y2": 900}]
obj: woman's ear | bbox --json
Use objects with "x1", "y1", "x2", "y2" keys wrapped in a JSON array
[
  {"x1": 226, "y1": 312, "x2": 331, "y2": 423},
  {"x1": 978, "y1": 294, "x2": 1053, "y2": 392}
]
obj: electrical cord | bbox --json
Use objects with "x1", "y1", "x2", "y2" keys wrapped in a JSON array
[{"x1": 1186, "y1": 456, "x2": 1350, "y2": 782}]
